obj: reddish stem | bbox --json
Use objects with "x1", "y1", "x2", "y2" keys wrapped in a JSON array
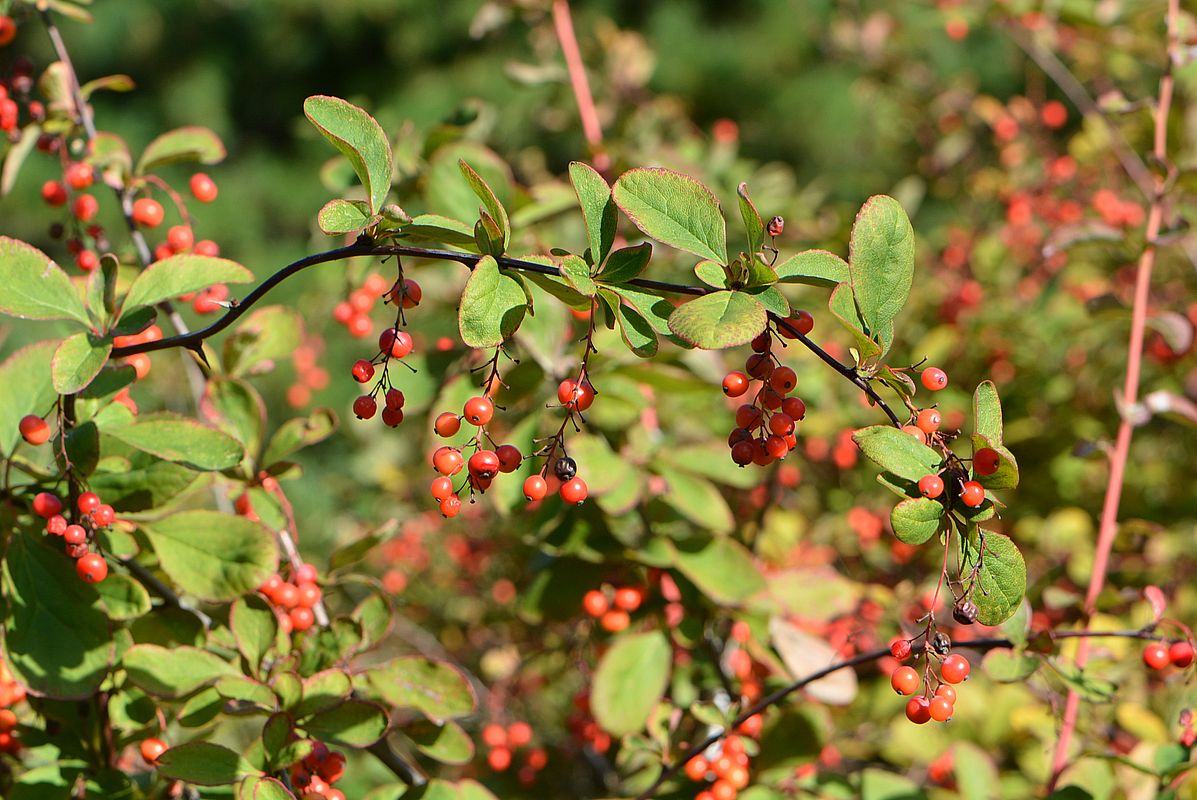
[
  {"x1": 1048, "y1": 0, "x2": 1178, "y2": 787},
  {"x1": 551, "y1": 0, "x2": 610, "y2": 173}
]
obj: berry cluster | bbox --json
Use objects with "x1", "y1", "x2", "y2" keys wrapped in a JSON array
[
  {"x1": 888, "y1": 643, "x2": 970, "y2": 725},
  {"x1": 0, "y1": 53, "x2": 34, "y2": 138},
  {"x1": 581, "y1": 583, "x2": 644, "y2": 633},
  {"x1": 290, "y1": 740, "x2": 348, "y2": 800},
  {"x1": 112, "y1": 323, "x2": 164, "y2": 382},
  {"x1": 686, "y1": 733, "x2": 756, "y2": 800},
  {"x1": 429, "y1": 393, "x2": 528, "y2": 517},
  {"x1": 481, "y1": 721, "x2": 547, "y2": 784},
  {"x1": 36, "y1": 490, "x2": 112, "y2": 583},
  {"x1": 0, "y1": 659, "x2": 26, "y2": 756},
  {"x1": 257, "y1": 563, "x2": 323, "y2": 634},
  {"x1": 1143, "y1": 639, "x2": 1194, "y2": 671},
  {"x1": 722, "y1": 326, "x2": 810, "y2": 467},
  {"x1": 566, "y1": 691, "x2": 611, "y2": 755},
  {"x1": 349, "y1": 277, "x2": 422, "y2": 427},
  {"x1": 333, "y1": 273, "x2": 418, "y2": 339}
]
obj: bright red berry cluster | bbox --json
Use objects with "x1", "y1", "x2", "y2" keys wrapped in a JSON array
[
  {"x1": 581, "y1": 583, "x2": 645, "y2": 632},
  {"x1": 113, "y1": 323, "x2": 164, "y2": 382},
  {"x1": 1143, "y1": 639, "x2": 1194, "y2": 671},
  {"x1": 888, "y1": 647, "x2": 970, "y2": 725},
  {"x1": 723, "y1": 330, "x2": 808, "y2": 467},
  {"x1": 38, "y1": 490, "x2": 113, "y2": 583},
  {"x1": 257, "y1": 563, "x2": 323, "y2": 634},
  {"x1": 0, "y1": 659, "x2": 26, "y2": 756},
  {"x1": 347, "y1": 277, "x2": 422, "y2": 428},
  {"x1": 686, "y1": 732, "x2": 758, "y2": 800},
  {"x1": 481, "y1": 721, "x2": 546, "y2": 784},
  {"x1": 290, "y1": 740, "x2": 347, "y2": 800}
]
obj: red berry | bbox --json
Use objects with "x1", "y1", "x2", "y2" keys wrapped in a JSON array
[
  {"x1": 72, "y1": 193, "x2": 99, "y2": 222},
  {"x1": 78, "y1": 492, "x2": 101, "y2": 514},
  {"x1": 685, "y1": 757, "x2": 709, "y2": 782},
  {"x1": 41, "y1": 180, "x2": 68, "y2": 206},
  {"x1": 735, "y1": 405, "x2": 763, "y2": 430},
  {"x1": 439, "y1": 494, "x2": 462, "y2": 518},
  {"x1": 140, "y1": 737, "x2": 168, "y2": 764},
  {"x1": 764, "y1": 434, "x2": 789, "y2": 459},
  {"x1": 891, "y1": 665, "x2": 921, "y2": 695},
  {"x1": 352, "y1": 395, "x2": 377, "y2": 420},
  {"x1": 379, "y1": 328, "x2": 413, "y2": 359},
  {"x1": 768, "y1": 413, "x2": 794, "y2": 437},
  {"x1": 488, "y1": 746, "x2": 512, "y2": 772},
  {"x1": 463, "y1": 396, "x2": 494, "y2": 426},
  {"x1": 64, "y1": 525, "x2": 87, "y2": 545},
  {"x1": 76, "y1": 553, "x2": 108, "y2": 583},
  {"x1": 730, "y1": 440, "x2": 755, "y2": 466},
  {"x1": 381, "y1": 407, "x2": 404, "y2": 427},
  {"x1": 32, "y1": 492, "x2": 63, "y2": 519},
  {"x1": 0, "y1": 16, "x2": 17, "y2": 47},
  {"x1": 496, "y1": 444, "x2": 522, "y2": 473},
  {"x1": 19, "y1": 415, "x2": 50, "y2": 445},
  {"x1": 921, "y1": 367, "x2": 948, "y2": 391},
  {"x1": 190, "y1": 173, "x2": 218, "y2": 203},
  {"x1": 76, "y1": 250, "x2": 99, "y2": 272},
  {"x1": 296, "y1": 582, "x2": 322, "y2": 609},
  {"x1": 940, "y1": 654, "x2": 970, "y2": 683},
  {"x1": 434, "y1": 412, "x2": 462, "y2": 437},
  {"x1": 890, "y1": 639, "x2": 912, "y2": 660},
  {"x1": 431, "y1": 476, "x2": 455, "y2": 501},
  {"x1": 1169, "y1": 641, "x2": 1194, "y2": 668},
  {"x1": 934, "y1": 684, "x2": 957, "y2": 704},
  {"x1": 166, "y1": 225, "x2": 194, "y2": 252},
  {"x1": 751, "y1": 331, "x2": 772, "y2": 352},
  {"x1": 600, "y1": 609, "x2": 629, "y2": 632},
  {"x1": 902, "y1": 424, "x2": 927, "y2": 445},
  {"x1": 93, "y1": 505, "x2": 115, "y2": 527},
  {"x1": 468, "y1": 450, "x2": 500, "y2": 480},
  {"x1": 394, "y1": 278, "x2": 422, "y2": 309},
  {"x1": 582, "y1": 589, "x2": 608, "y2": 617},
  {"x1": 131, "y1": 198, "x2": 165, "y2": 228},
  {"x1": 780, "y1": 309, "x2": 814, "y2": 337},
  {"x1": 916, "y1": 408, "x2": 941, "y2": 434},
  {"x1": 295, "y1": 563, "x2": 318, "y2": 584},
  {"x1": 65, "y1": 162, "x2": 94, "y2": 189},
  {"x1": 781, "y1": 396, "x2": 806, "y2": 420},
  {"x1": 1143, "y1": 642, "x2": 1170, "y2": 670},
  {"x1": 194, "y1": 239, "x2": 220, "y2": 257},
  {"x1": 384, "y1": 388, "x2": 405, "y2": 409},
  {"x1": 351, "y1": 359, "x2": 375, "y2": 383},
  {"x1": 960, "y1": 481, "x2": 985, "y2": 508},
  {"x1": 523, "y1": 475, "x2": 548, "y2": 502},
  {"x1": 347, "y1": 315, "x2": 372, "y2": 338},
  {"x1": 560, "y1": 477, "x2": 588, "y2": 505},
  {"x1": 973, "y1": 447, "x2": 1001, "y2": 476},
  {"x1": 46, "y1": 515, "x2": 68, "y2": 536},
  {"x1": 274, "y1": 583, "x2": 300, "y2": 609},
  {"x1": 557, "y1": 379, "x2": 595, "y2": 412},
  {"x1": 614, "y1": 587, "x2": 642, "y2": 612},
  {"x1": 919, "y1": 475, "x2": 944, "y2": 499},
  {"x1": 507, "y1": 721, "x2": 533, "y2": 748},
  {"x1": 316, "y1": 752, "x2": 345, "y2": 783},
  {"x1": 745, "y1": 352, "x2": 774, "y2": 379},
  {"x1": 928, "y1": 696, "x2": 954, "y2": 722},
  {"x1": 905, "y1": 696, "x2": 932, "y2": 724},
  {"x1": 290, "y1": 606, "x2": 315, "y2": 632},
  {"x1": 433, "y1": 447, "x2": 464, "y2": 476},
  {"x1": 769, "y1": 366, "x2": 797, "y2": 394},
  {"x1": 722, "y1": 372, "x2": 749, "y2": 398}
]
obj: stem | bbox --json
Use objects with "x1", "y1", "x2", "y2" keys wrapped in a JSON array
[
  {"x1": 121, "y1": 556, "x2": 214, "y2": 628},
  {"x1": 551, "y1": 0, "x2": 609, "y2": 174},
  {"x1": 110, "y1": 241, "x2": 904, "y2": 428},
  {"x1": 637, "y1": 628, "x2": 1163, "y2": 800},
  {"x1": 1043, "y1": 0, "x2": 1179, "y2": 787},
  {"x1": 365, "y1": 739, "x2": 426, "y2": 787}
]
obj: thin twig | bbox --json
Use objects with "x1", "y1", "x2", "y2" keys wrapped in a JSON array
[
  {"x1": 121, "y1": 556, "x2": 214, "y2": 628},
  {"x1": 365, "y1": 738, "x2": 426, "y2": 787},
  {"x1": 1047, "y1": 0, "x2": 1180, "y2": 788}
]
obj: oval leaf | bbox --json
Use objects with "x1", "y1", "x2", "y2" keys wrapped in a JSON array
[
  {"x1": 317, "y1": 199, "x2": 374, "y2": 235},
  {"x1": 673, "y1": 536, "x2": 765, "y2": 606},
  {"x1": 889, "y1": 496, "x2": 945, "y2": 545},
  {"x1": 973, "y1": 380, "x2": 1004, "y2": 444},
  {"x1": 122, "y1": 643, "x2": 239, "y2": 698},
  {"x1": 667, "y1": 290, "x2": 766, "y2": 350},
  {"x1": 0, "y1": 237, "x2": 89, "y2": 324},
  {"x1": 137, "y1": 126, "x2": 226, "y2": 174},
  {"x1": 591, "y1": 631, "x2": 671, "y2": 737},
  {"x1": 569, "y1": 161, "x2": 617, "y2": 265},
  {"x1": 852, "y1": 425, "x2": 943, "y2": 482},
  {"x1": 231, "y1": 595, "x2": 278, "y2": 676},
  {"x1": 774, "y1": 249, "x2": 849, "y2": 287},
  {"x1": 304, "y1": 95, "x2": 393, "y2": 214},
  {"x1": 303, "y1": 699, "x2": 389, "y2": 748},
  {"x1": 52, "y1": 332, "x2": 111, "y2": 394},
  {"x1": 123, "y1": 255, "x2": 253, "y2": 312},
  {"x1": 963, "y1": 529, "x2": 1027, "y2": 626},
  {"x1": 847, "y1": 195, "x2": 915, "y2": 334},
  {"x1": 458, "y1": 255, "x2": 527, "y2": 347},
  {"x1": 140, "y1": 511, "x2": 279, "y2": 602},
  {"x1": 106, "y1": 412, "x2": 244, "y2": 471},
  {"x1": 156, "y1": 741, "x2": 261, "y2": 786},
  {"x1": 613, "y1": 167, "x2": 727, "y2": 263},
  {"x1": 364, "y1": 657, "x2": 477, "y2": 720}
]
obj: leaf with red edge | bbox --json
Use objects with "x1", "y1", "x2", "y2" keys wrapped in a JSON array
[{"x1": 1143, "y1": 586, "x2": 1167, "y2": 623}]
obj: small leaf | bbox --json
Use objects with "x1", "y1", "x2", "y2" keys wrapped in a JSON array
[
  {"x1": 406, "y1": 719, "x2": 474, "y2": 765},
  {"x1": 774, "y1": 249, "x2": 849, "y2": 287},
  {"x1": 962, "y1": 529, "x2": 1027, "y2": 625},
  {"x1": 769, "y1": 617, "x2": 857, "y2": 705},
  {"x1": 559, "y1": 254, "x2": 597, "y2": 296},
  {"x1": 889, "y1": 496, "x2": 945, "y2": 545},
  {"x1": 0, "y1": 237, "x2": 89, "y2": 324},
  {"x1": 223, "y1": 305, "x2": 305, "y2": 378},
  {"x1": 2, "y1": 123, "x2": 40, "y2": 197},
  {"x1": 828, "y1": 283, "x2": 881, "y2": 361},
  {"x1": 457, "y1": 256, "x2": 527, "y2": 347},
  {"x1": 94, "y1": 573, "x2": 151, "y2": 621},
  {"x1": 982, "y1": 649, "x2": 1039, "y2": 682},
  {"x1": 737, "y1": 183, "x2": 765, "y2": 255},
  {"x1": 295, "y1": 670, "x2": 353, "y2": 718},
  {"x1": 852, "y1": 425, "x2": 943, "y2": 482},
  {"x1": 122, "y1": 644, "x2": 239, "y2": 698},
  {"x1": 231, "y1": 595, "x2": 277, "y2": 676},
  {"x1": 613, "y1": 167, "x2": 727, "y2": 263},
  {"x1": 140, "y1": 511, "x2": 278, "y2": 603},
  {"x1": 667, "y1": 290, "x2": 766, "y2": 350},
  {"x1": 746, "y1": 285, "x2": 790, "y2": 317},
  {"x1": 971, "y1": 435, "x2": 1019, "y2": 490},
  {"x1": 137, "y1": 126, "x2": 226, "y2": 174},
  {"x1": 52, "y1": 332, "x2": 111, "y2": 394},
  {"x1": 0, "y1": 340, "x2": 59, "y2": 454},
  {"x1": 591, "y1": 631, "x2": 671, "y2": 737},
  {"x1": 304, "y1": 96, "x2": 393, "y2": 214},
  {"x1": 460, "y1": 160, "x2": 511, "y2": 250},
  {"x1": 202, "y1": 377, "x2": 265, "y2": 455},
  {"x1": 972, "y1": 380, "x2": 1004, "y2": 444},
  {"x1": 569, "y1": 162, "x2": 617, "y2": 265},
  {"x1": 156, "y1": 741, "x2": 261, "y2": 786},
  {"x1": 364, "y1": 657, "x2": 476, "y2": 720},
  {"x1": 401, "y1": 214, "x2": 478, "y2": 248},
  {"x1": 694, "y1": 260, "x2": 729, "y2": 288},
  {"x1": 656, "y1": 467, "x2": 734, "y2": 532},
  {"x1": 106, "y1": 412, "x2": 244, "y2": 471},
  {"x1": 123, "y1": 255, "x2": 253, "y2": 312},
  {"x1": 596, "y1": 242, "x2": 652, "y2": 283},
  {"x1": 614, "y1": 299, "x2": 659, "y2": 358},
  {"x1": 953, "y1": 742, "x2": 1000, "y2": 800},
  {"x1": 238, "y1": 776, "x2": 294, "y2": 800},
  {"x1": 262, "y1": 408, "x2": 337, "y2": 466},
  {"x1": 847, "y1": 195, "x2": 915, "y2": 334},
  {"x1": 674, "y1": 536, "x2": 766, "y2": 605},
  {"x1": 317, "y1": 199, "x2": 374, "y2": 235},
  {"x1": 303, "y1": 699, "x2": 389, "y2": 747}
]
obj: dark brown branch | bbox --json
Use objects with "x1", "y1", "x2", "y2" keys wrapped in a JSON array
[
  {"x1": 121, "y1": 557, "x2": 214, "y2": 628},
  {"x1": 110, "y1": 241, "x2": 904, "y2": 426},
  {"x1": 366, "y1": 738, "x2": 426, "y2": 787}
]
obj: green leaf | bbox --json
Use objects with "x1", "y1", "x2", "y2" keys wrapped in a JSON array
[
  {"x1": 591, "y1": 631, "x2": 672, "y2": 737},
  {"x1": 364, "y1": 657, "x2": 476, "y2": 720},
  {"x1": 674, "y1": 536, "x2": 766, "y2": 605},
  {"x1": 137, "y1": 126, "x2": 226, "y2": 174},
  {"x1": 87, "y1": 453, "x2": 203, "y2": 512},
  {"x1": 614, "y1": 298, "x2": 659, "y2": 358},
  {"x1": 122, "y1": 643, "x2": 238, "y2": 698},
  {"x1": 457, "y1": 255, "x2": 527, "y2": 347},
  {"x1": 596, "y1": 242, "x2": 652, "y2": 283},
  {"x1": 610, "y1": 285, "x2": 676, "y2": 338},
  {"x1": 737, "y1": 182, "x2": 765, "y2": 255},
  {"x1": 94, "y1": 573, "x2": 151, "y2": 621},
  {"x1": 667, "y1": 290, "x2": 766, "y2": 349},
  {"x1": 80, "y1": 73, "x2": 136, "y2": 98},
  {"x1": 460, "y1": 160, "x2": 511, "y2": 251},
  {"x1": 140, "y1": 511, "x2": 278, "y2": 602},
  {"x1": 889, "y1": 496, "x2": 945, "y2": 545},
  {"x1": 746, "y1": 285, "x2": 790, "y2": 317},
  {"x1": 613, "y1": 167, "x2": 727, "y2": 263},
  {"x1": 0, "y1": 340, "x2": 59, "y2": 454},
  {"x1": 222, "y1": 305, "x2": 305, "y2": 378},
  {"x1": 656, "y1": 466, "x2": 734, "y2": 532},
  {"x1": 774, "y1": 249, "x2": 849, "y2": 287},
  {"x1": 953, "y1": 742, "x2": 1000, "y2": 800},
  {"x1": 982, "y1": 649, "x2": 1039, "y2": 683},
  {"x1": 560, "y1": 254, "x2": 597, "y2": 296},
  {"x1": 859, "y1": 768, "x2": 923, "y2": 800},
  {"x1": 828, "y1": 283, "x2": 881, "y2": 361},
  {"x1": 2, "y1": 123, "x2": 40, "y2": 197},
  {"x1": 0, "y1": 237, "x2": 89, "y2": 324},
  {"x1": 401, "y1": 214, "x2": 478, "y2": 248},
  {"x1": 238, "y1": 776, "x2": 294, "y2": 800},
  {"x1": 202, "y1": 377, "x2": 265, "y2": 455},
  {"x1": 231, "y1": 595, "x2": 277, "y2": 676},
  {"x1": 971, "y1": 435, "x2": 1019, "y2": 490},
  {"x1": 52, "y1": 332, "x2": 111, "y2": 394},
  {"x1": 303, "y1": 699, "x2": 389, "y2": 748},
  {"x1": 569, "y1": 162, "x2": 617, "y2": 265},
  {"x1": 852, "y1": 425, "x2": 943, "y2": 482},
  {"x1": 123, "y1": 255, "x2": 252, "y2": 312},
  {"x1": 106, "y1": 412, "x2": 244, "y2": 471},
  {"x1": 973, "y1": 380, "x2": 1004, "y2": 443},
  {"x1": 694, "y1": 260, "x2": 729, "y2": 288},
  {"x1": 304, "y1": 95, "x2": 393, "y2": 214},
  {"x1": 262, "y1": 408, "x2": 337, "y2": 466},
  {"x1": 295, "y1": 669, "x2": 353, "y2": 718},
  {"x1": 156, "y1": 741, "x2": 262, "y2": 786},
  {"x1": 847, "y1": 195, "x2": 915, "y2": 334},
  {"x1": 317, "y1": 199, "x2": 374, "y2": 235},
  {"x1": 962, "y1": 529, "x2": 1027, "y2": 625},
  {"x1": 406, "y1": 719, "x2": 474, "y2": 765},
  {"x1": 1, "y1": 530, "x2": 113, "y2": 698}
]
